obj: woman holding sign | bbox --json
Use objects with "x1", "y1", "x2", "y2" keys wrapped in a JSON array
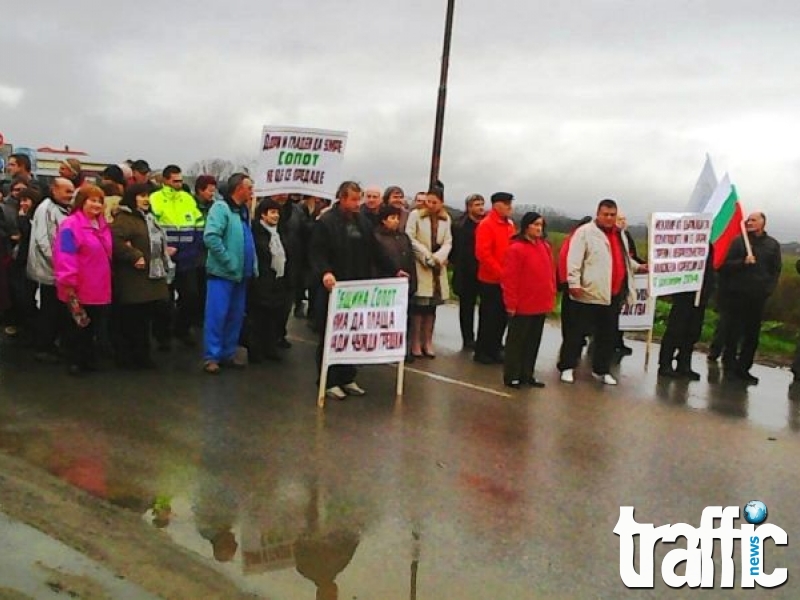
[{"x1": 405, "y1": 184, "x2": 452, "y2": 358}]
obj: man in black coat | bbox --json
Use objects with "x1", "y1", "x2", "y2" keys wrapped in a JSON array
[
  {"x1": 720, "y1": 212, "x2": 782, "y2": 384},
  {"x1": 451, "y1": 193, "x2": 485, "y2": 349},
  {"x1": 658, "y1": 245, "x2": 715, "y2": 379},
  {"x1": 309, "y1": 182, "x2": 390, "y2": 400}
]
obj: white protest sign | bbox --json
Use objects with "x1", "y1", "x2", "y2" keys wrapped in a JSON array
[
  {"x1": 619, "y1": 274, "x2": 653, "y2": 331},
  {"x1": 323, "y1": 278, "x2": 408, "y2": 366},
  {"x1": 253, "y1": 126, "x2": 347, "y2": 200},
  {"x1": 648, "y1": 212, "x2": 712, "y2": 297}
]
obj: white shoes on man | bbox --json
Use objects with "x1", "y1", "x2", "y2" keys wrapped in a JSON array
[
  {"x1": 560, "y1": 369, "x2": 618, "y2": 385},
  {"x1": 592, "y1": 372, "x2": 618, "y2": 385}
]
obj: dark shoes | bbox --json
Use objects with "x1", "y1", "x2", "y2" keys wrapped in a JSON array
[
  {"x1": 677, "y1": 369, "x2": 701, "y2": 381},
  {"x1": 525, "y1": 378, "x2": 546, "y2": 388},
  {"x1": 473, "y1": 353, "x2": 495, "y2": 365},
  {"x1": 735, "y1": 370, "x2": 759, "y2": 385},
  {"x1": 658, "y1": 366, "x2": 679, "y2": 378},
  {"x1": 504, "y1": 380, "x2": 521, "y2": 389},
  {"x1": 277, "y1": 338, "x2": 292, "y2": 349},
  {"x1": 616, "y1": 345, "x2": 633, "y2": 356}
]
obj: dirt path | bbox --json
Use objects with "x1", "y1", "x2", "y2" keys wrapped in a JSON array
[{"x1": 0, "y1": 452, "x2": 260, "y2": 600}]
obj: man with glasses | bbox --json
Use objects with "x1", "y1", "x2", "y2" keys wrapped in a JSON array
[{"x1": 149, "y1": 164, "x2": 205, "y2": 349}]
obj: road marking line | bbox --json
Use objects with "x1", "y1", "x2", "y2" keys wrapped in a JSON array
[
  {"x1": 288, "y1": 335, "x2": 512, "y2": 398},
  {"x1": 402, "y1": 367, "x2": 513, "y2": 398}
]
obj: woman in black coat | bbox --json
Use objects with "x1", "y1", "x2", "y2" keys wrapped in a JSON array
[{"x1": 248, "y1": 198, "x2": 288, "y2": 362}]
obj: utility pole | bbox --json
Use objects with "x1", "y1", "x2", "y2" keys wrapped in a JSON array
[{"x1": 429, "y1": 0, "x2": 455, "y2": 189}]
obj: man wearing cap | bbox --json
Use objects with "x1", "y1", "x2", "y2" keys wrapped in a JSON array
[
  {"x1": 132, "y1": 159, "x2": 157, "y2": 193},
  {"x1": 559, "y1": 199, "x2": 643, "y2": 385},
  {"x1": 473, "y1": 192, "x2": 516, "y2": 364}
]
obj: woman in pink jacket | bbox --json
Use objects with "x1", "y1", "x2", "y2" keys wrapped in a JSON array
[
  {"x1": 54, "y1": 184, "x2": 112, "y2": 375},
  {"x1": 501, "y1": 211, "x2": 556, "y2": 389}
]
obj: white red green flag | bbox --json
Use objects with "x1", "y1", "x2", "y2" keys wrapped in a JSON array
[{"x1": 701, "y1": 173, "x2": 745, "y2": 269}]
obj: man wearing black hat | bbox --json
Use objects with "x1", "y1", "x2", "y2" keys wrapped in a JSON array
[{"x1": 473, "y1": 192, "x2": 516, "y2": 364}]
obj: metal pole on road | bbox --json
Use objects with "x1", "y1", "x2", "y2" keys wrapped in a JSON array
[{"x1": 429, "y1": 0, "x2": 455, "y2": 189}]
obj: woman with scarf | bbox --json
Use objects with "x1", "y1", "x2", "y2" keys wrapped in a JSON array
[
  {"x1": 248, "y1": 198, "x2": 287, "y2": 362},
  {"x1": 110, "y1": 183, "x2": 173, "y2": 369},
  {"x1": 501, "y1": 212, "x2": 556, "y2": 388},
  {"x1": 405, "y1": 185, "x2": 452, "y2": 358}
]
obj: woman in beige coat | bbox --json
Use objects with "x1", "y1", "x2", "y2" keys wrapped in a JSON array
[{"x1": 405, "y1": 186, "x2": 452, "y2": 357}]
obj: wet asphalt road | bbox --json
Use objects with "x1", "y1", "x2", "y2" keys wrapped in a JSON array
[{"x1": 2, "y1": 304, "x2": 800, "y2": 598}]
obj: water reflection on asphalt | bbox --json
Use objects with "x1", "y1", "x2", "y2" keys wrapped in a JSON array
[{"x1": 2, "y1": 306, "x2": 800, "y2": 598}]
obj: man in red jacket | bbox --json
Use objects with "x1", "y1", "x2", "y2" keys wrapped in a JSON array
[{"x1": 473, "y1": 192, "x2": 516, "y2": 364}]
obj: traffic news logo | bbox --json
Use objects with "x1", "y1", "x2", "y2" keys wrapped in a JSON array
[{"x1": 614, "y1": 501, "x2": 787, "y2": 589}]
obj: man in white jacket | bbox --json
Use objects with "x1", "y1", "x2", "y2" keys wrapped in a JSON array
[
  {"x1": 27, "y1": 177, "x2": 74, "y2": 362},
  {"x1": 558, "y1": 199, "x2": 644, "y2": 385}
]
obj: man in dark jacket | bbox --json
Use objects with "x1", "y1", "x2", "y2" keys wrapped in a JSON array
[
  {"x1": 309, "y1": 182, "x2": 391, "y2": 400},
  {"x1": 720, "y1": 212, "x2": 782, "y2": 384},
  {"x1": 658, "y1": 245, "x2": 715, "y2": 380},
  {"x1": 272, "y1": 194, "x2": 306, "y2": 346},
  {"x1": 451, "y1": 194, "x2": 485, "y2": 350}
]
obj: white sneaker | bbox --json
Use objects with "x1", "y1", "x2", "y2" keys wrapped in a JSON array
[
  {"x1": 560, "y1": 369, "x2": 575, "y2": 384},
  {"x1": 326, "y1": 386, "x2": 347, "y2": 400},
  {"x1": 342, "y1": 381, "x2": 366, "y2": 396},
  {"x1": 592, "y1": 372, "x2": 617, "y2": 385}
]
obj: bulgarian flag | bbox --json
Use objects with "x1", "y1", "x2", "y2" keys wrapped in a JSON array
[{"x1": 701, "y1": 173, "x2": 745, "y2": 269}]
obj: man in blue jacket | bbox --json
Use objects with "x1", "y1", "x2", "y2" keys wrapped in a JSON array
[{"x1": 202, "y1": 173, "x2": 257, "y2": 374}]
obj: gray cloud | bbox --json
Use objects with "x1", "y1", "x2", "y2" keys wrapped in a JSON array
[{"x1": 3, "y1": 0, "x2": 799, "y2": 239}]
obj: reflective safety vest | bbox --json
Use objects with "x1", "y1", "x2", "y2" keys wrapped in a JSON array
[{"x1": 149, "y1": 186, "x2": 205, "y2": 270}]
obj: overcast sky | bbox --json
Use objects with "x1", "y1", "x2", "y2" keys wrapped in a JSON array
[{"x1": 2, "y1": 1, "x2": 799, "y2": 239}]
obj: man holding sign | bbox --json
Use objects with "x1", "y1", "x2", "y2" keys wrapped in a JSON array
[{"x1": 309, "y1": 181, "x2": 396, "y2": 400}]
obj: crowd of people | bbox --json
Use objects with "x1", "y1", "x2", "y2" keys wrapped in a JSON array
[{"x1": 1, "y1": 152, "x2": 798, "y2": 399}]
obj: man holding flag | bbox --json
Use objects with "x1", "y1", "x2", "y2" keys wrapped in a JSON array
[{"x1": 719, "y1": 212, "x2": 781, "y2": 384}]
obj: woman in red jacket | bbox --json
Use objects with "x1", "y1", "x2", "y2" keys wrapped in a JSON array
[{"x1": 501, "y1": 212, "x2": 556, "y2": 388}]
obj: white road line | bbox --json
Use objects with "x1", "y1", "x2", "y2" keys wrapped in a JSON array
[
  {"x1": 402, "y1": 367, "x2": 513, "y2": 398},
  {"x1": 288, "y1": 335, "x2": 512, "y2": 399}
]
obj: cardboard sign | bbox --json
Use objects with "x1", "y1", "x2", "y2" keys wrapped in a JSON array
[{"x1": 649, "y1": 212, "x2": 712, "y2": 297}]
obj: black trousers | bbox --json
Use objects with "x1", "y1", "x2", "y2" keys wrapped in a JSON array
[
  {"x1": 708, "y1": 294, "x2": 730, "y2": 358},
  {"x1": 558, "y1": 295, "x2": 622, "y2": 375},
  {"x1": 503, "y1": 314, "x2": 545, "y2": 383},
  {"x1": 116, "y1": 302, "x2": 156, "y2": 367},
  {"x1": 8, "y1": 265, "x2": 38, "y2": 332},
  {"x1": 248, "y1": 304, "x2": 282, "y2": 361},
  {"x1": 658, "y1": 292, "x2": 707, "y2": 370},
  {"x1": 722, "y1": 294, "x2": 767, "y2": 372},
  {"x1": 64, "y1": 304, "x2": 108, "y2": 368},
  {"x1": 475, "y1": 283, "x2": 507, "y2": 359},
  {"x1": 153, "y1": 268, "x2": 201, "y2": 343},
  {"x1": 36, "y1": 284, "x2": 69, "y2": 354},
  {"x1": 313, "y1": 285, "x2": 356, "y2": 388},
  {"x1": 792, "y1": 339, "x2": 800, "y2": 378},
  {"x1": 457, "y1": 281, "x2": 479, "y2": 346}
]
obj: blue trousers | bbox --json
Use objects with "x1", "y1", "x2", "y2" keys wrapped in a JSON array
[{"x1": 204, "y1": 277, "x2": 247, "y2": 362}]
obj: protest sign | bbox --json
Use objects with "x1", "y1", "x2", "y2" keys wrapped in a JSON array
[
  {"x1": 648, "y1": 212, "x2": 712, "y2": 297},
  {"x1": 318, "y1": 278, "x2": 409, "y2": 405},
  {"x1": 619, "y1": 274, "x2": 653, "y2": 331},
  {"x1": 254, "y1": 126, "x2": 347, "y2": 199}
]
